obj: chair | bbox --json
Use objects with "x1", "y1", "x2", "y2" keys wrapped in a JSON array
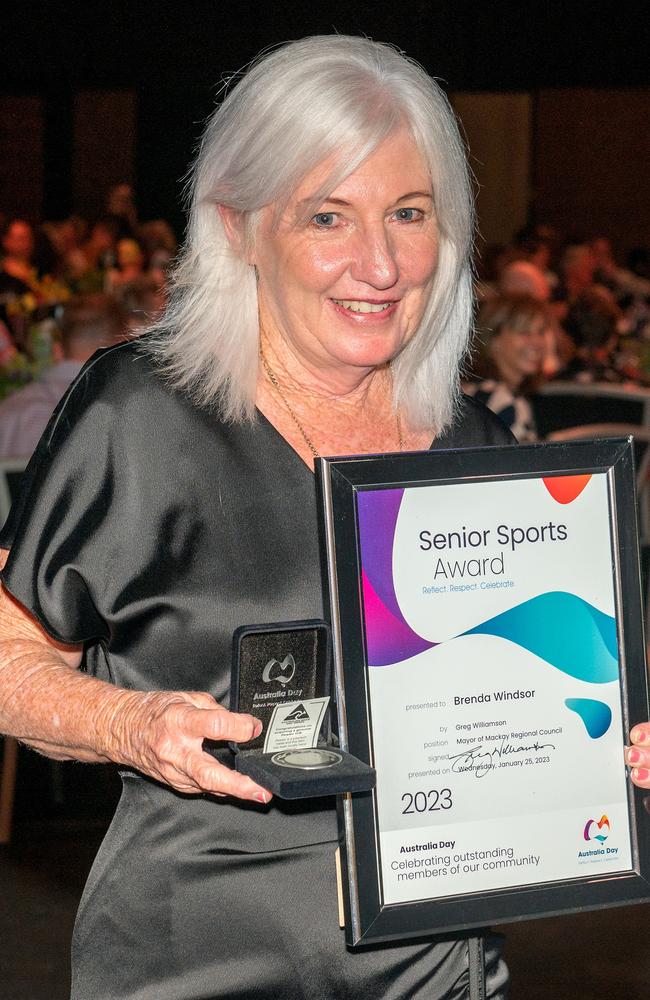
[
  {"x1": 0, "y1": 457, "x2": 29, "y2": 845},
  {"x1": 531, "y1": 382, "x2": 650, "y2": 439}
]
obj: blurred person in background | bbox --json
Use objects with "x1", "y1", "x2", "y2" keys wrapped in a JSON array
[
  {"x1": 464, "y1": 294, "x2": 556, "y2": 441},
  {"x1": 0, "y1": 220, "x2": 40, "y2": 300},
  {"x1": 590, "y1": 235, "x2": 650, "y2": 302},
  {"x1": 68, "y1": 216, "x2": 122, "y2": 293},
  {"x1": 513, "y1": 227, "x2": 559, "y2": 292},
  {"x1": 0, "y1": 219, "x2": 54, "y2": 351},
  {"x1": 497, "y1": 258, "x2": 551, "y2": 302},
  {"x1": 495, "y1": 259, "x2": 573, "y2": 377},
  {"x1": 106, "y1": 236, "x2": 146, "y2": 292},
  {"x1": 0, "y1": 294, "x2": 126, "y2": 459},
  {"x1": 556, "y1": 286, "x2": 633, "y2": 384},
  {"x1": 106, "y1": 182, "x2": 139, "y2": 238},
  {"x1": 554, "y1": 242, "x2": 602, "y2": 315},
  {"x1": 588, "y1": 237, "x2": 650, "y2": 345}
]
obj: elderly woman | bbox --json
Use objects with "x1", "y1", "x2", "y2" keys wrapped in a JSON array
[{"x1": 1, "y1": 35, "x2": 530, "y2": 999}]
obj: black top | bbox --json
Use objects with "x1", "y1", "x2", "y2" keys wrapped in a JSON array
[{"x1": 1, "y1": 338, "x2": 511, "y2": 999}]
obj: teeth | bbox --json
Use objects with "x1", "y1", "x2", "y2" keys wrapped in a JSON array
[{"x1": 332, "y1": 299, "x2": 393, "y2": 313}]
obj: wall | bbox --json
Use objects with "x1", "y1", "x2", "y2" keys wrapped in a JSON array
[
  {"x1": 533, "y1": 87, "x2": 650, "y2": 258},
  {"x1": 451, "y1": 92, "x2": 532, "y2": 252},
  {"x1": 0, "y1": 97, "x2": 44, "y2": 222},
  {"x1": 72, "y1": 91, "x2": 137, "y2": 221}
]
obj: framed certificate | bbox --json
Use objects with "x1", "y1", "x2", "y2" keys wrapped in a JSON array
[{"x1": 316, "y1": 437, "x2": 650, "y2": 946}]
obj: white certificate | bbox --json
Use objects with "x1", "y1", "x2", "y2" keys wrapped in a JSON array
[{"x1": 357, "y1": 472, "x2": 633, "y2": 906}]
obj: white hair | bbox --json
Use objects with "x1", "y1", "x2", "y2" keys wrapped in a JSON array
[{"x1": 146, "y1": 35, "x2": 475, "y2": 432}]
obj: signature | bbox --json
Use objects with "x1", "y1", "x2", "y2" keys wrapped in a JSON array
[{"x1": 448, "y1": 740, "x2": 556, "y2": 778}]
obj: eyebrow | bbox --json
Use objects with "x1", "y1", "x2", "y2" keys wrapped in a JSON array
[{"x1": 297, "y1": 190, "x2": 433, "y2": 211}]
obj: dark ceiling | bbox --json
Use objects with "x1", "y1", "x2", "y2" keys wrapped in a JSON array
[
  {"x1": 4, "y1": 3, "x2": 648, "y2": 232},
  {"x1": 3, "y1": 3, "x2": 649, "y2": 94}
]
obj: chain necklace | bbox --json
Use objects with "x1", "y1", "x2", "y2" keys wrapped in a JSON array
[{"x1": 259, "y1": 347, "x2": 404, "y2": 459}]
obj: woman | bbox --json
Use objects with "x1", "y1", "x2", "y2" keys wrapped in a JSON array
[
  {"x1": 463, "y1": 294, "x2": 555, "y2": 442},
  {"x1": 0, "y1": 36, "x2": 524, "y2": 999}
]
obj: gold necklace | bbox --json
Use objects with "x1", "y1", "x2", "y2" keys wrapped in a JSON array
[{"x1": 259, "y1": 347, "x2": 404, "y2": 459}]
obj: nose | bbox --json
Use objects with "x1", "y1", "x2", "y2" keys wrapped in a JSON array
[{"x1": 350, "y1": 223, "x2": 399, "y2": 290}]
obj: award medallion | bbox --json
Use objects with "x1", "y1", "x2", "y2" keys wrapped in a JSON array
[{"x1": 271, "y1": 748, "x2": 342, "y2": 770}]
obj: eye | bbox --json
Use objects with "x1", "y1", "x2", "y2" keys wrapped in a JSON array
[
  {"x1": 311, "y1": 212, "x2": 338, "y2": 228},
  {"x1": 393, "y1": 207, "x2": 424, "y2": 223}
]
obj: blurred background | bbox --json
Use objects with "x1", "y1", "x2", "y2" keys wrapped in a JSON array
[{"x1": 2, "y1": 3, "x2": 648, "y2": 254}]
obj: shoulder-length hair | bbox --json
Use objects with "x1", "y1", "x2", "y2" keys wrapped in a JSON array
[
  {"x1": 468, "y1": 293, "x2": 555, "y2": 393},
  {"x1": 146, "y1": 35, "x2": 475, "y2": 433}
]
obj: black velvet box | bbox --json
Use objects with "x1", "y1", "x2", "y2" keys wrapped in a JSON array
[{"x1": 225, "y1": 620, "x2": 375, "y2": 799}]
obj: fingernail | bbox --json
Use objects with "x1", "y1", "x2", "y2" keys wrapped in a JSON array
[
  {"x1": 256, "y1": 790, "x2": 269, "y2": 804},
  {"x1": 632, "y1": 728, "x2": 647, "y2": 743},
  {"x1": 627, "y1": 747, "x2": 641, "y2": 764},
  {"x1": 633, "y1": 767, "x2": 650, "y2": 782},
  {"x1": 253, "y1": 719, "x2": 263, "y2": 738}
]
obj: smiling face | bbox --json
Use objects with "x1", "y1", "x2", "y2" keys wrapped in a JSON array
[
  {"x1": 250, "y1": 128, "x2": 439, "y2": 391},
  {"x1": 490, "y1": 314, "x2": 547, "y2": 390}
]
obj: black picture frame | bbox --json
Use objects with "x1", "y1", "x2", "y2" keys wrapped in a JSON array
[{"x1": 316, "y1": 438, "x2": 650, "y2": 947}]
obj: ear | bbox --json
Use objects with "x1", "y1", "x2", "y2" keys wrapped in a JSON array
[{"x1": 218, "y1": 205, "x2": 252, "y2": 262}]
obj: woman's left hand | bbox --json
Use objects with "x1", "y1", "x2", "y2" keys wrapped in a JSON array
[{"x1": 627, "y1": 724, "x2": 650, "y2": 787}]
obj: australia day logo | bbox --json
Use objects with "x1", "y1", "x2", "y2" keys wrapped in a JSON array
[
  {"x1": 262, "y1": 654, "x2": 296, "y2": 686},
  {"x1": 583, "y1": 815, "x2": 610, "y2": 843}
]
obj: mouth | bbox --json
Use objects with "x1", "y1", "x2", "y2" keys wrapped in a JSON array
[{"x1": 330, "y1": 298, "x2": 397, "y2": 315}]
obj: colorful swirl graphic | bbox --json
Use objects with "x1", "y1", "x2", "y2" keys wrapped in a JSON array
[{"x1": 356, "y1": 485, "x2": 617, "y2": 738}]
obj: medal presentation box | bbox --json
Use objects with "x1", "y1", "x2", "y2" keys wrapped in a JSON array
[
  {"x1": 222, "y1": 619, "x2": 375, "y2": 799},
  {"x1": 316, "y1": 438, "x2": 650, "y2": 946}
]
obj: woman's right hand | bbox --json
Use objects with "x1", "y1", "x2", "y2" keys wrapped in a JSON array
[
  {"x1": 1, "y1": 548, "x2": 271, "y2": 804},
  {"x1": 116, "y1": 689, "x2": 271, "y2": 803}
]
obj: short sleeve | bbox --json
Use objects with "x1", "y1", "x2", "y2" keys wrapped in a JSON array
[{"x1": 0, "y1": 345, "x2": 128, "y2": 644}]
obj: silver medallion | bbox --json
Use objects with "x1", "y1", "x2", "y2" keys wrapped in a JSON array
[{"x1": 271, "y1": 748, "x2": 342, "y2": 770}]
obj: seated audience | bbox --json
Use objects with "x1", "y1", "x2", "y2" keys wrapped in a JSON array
[
  {"x1": 590, "y1": 235, "x2": 650, "y2": 302},
  {"x1": 0, "y1": 294, "x2": 126, "y2": 459},
  {"x1": 553, "y1": 242, "x2": 604, "y2": 313},
  {"x1": 557, "y1": 286, "x2": 628, "y2": 383},
  {"x1": 464, "y1": 294, "x2": 556, "y2": 442},
  {"x1": 66, "y1": 215, "x2": 122, "y2": 293},
  {"x1": 498, "y1": 258, "x2": 551, "y2": 301},
  {"x1": 513, "y1": 226, "x2": 559, "y2": 291}
]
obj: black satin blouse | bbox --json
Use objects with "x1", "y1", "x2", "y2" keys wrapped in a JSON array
[{"x1": 1, "y1": 339, "x2": 511, "y2": 999}]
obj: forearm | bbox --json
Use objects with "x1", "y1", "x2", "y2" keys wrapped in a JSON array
[
  {"x1": 0, "y1": 553, "x2": 269, "y2": 801},
  {"x1": 0, "y1": 635, "x2": 148, "y2": 764},
  {"x1": 0, "y1": 547, "x2": 150, "y2": 764}
]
